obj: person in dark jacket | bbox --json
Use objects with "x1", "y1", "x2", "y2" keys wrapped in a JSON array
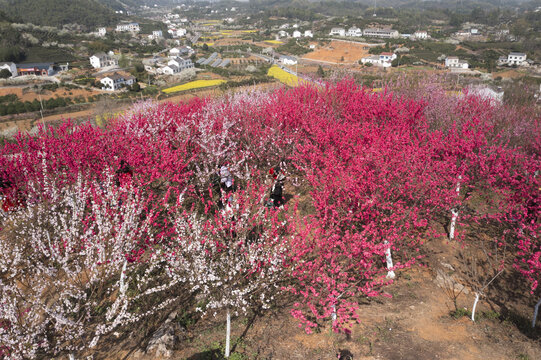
[
  {"x1": 270, "y1": 173, "x2": 285, "y2": 208},
  {"x1": 115, "y1": 160, "x2": 133, "y2": 187}
]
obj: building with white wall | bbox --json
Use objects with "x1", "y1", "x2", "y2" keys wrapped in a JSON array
[
  {"x1": 89, "y1": 53, "x2": 118, "y2": 69},
  {"x1": 100, "y1": 73, "x2": 135, "y2": 91},
  {"x1": 363, "y1": 28, "x2": 400, "y2": 39},
  {"x1": 116, "y1": 23, "x2": 140, "y2": 32},
  {"x1": 507, "y1": 52, "x2": 527, "y2": 66},
  {"x1": 329, "y1": 27, "x2": 346, "y2": 37},
  {"x1": 347, "y1": 27, "x2": 363, "y2": 37},
  {"x1": 445, "y1": 56, "x2": 469, "y2": 69}
]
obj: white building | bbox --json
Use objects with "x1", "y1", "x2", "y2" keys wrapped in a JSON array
[
  {"x1": 168, "y1": 57, "x2": 194, "y2": 71},
  {"x1": 413, "y1": 30, "x2": 428, "y2": 39},
  {"x1": 0, "y1": 62, "x2": 18, "y2": 77},
  {"x1": 98, "y1": 27, "x2": 107, "y2": 37},
  {"x1": 361, "y1": 52, "x2": 396, "y2": 68},
  {"x1": 292, "y1": 30, "x2": 302, "y2": 38},
  {"x1": 176, "y1": 28, "x2": 187, "y2": 37},
  {"x1": 89, "y1": 53, "x2": 118, "y2": 69},
  {"x1": 507, "y1": 52, "x2": 527, "y2": 66},
  {"x1": 445, "y1": 56, "x2": 469, "y2": 69},
  {"x1": 278, "y1": 30, "x2": 289, "y2": 38},
  {"x1": 100, "y1": 73, "x2": 135, "y2": 91},
  {"x1": 152, "y1": 30, "x2": 163, "y2": 39},
  {"x1": 304, "y1": 30, "x2": 313, "y2": 38},
  {"x1": 161, "y1": 65, "x2": 180, "y2": 75},
  {"x1": 329, "y1": 27, "x2": 346, "y2": 37},
  {"x1": 347, "y1": 27, "x2": 363, "y2": 37},
  {"x1": 169, "y1": 48, "x2": 181, "y2": 57},
  {"x1": 280, "y1": 55, "x2": 297, "y2": 65},
  {"x1": 116, "y1": 23, "x2": 140, "y2": 32},
  {"x1": 361, "y1": 55, "x2": 382, "y2": 66},
  {"x1": 363, "y1": 28, "x2": 400, "y2": 39}
]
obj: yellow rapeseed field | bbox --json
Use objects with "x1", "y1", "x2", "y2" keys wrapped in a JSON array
[
  {"x1": 267, "y1": 65, "x2": 305, "y2": 87},
  {"x1": 241, "y1": 30, "x2": 257, "y2": 33},
  {"x1": 162, "y1": 80, "x2": 226, "y2": 94},
  {"x1": 264, "y1": 40, "x2": 283, "y2": 44}
]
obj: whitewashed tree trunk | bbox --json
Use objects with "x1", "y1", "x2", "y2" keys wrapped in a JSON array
[
  {"x1": 69, "y1": 354, "x2": 75, "y2": 360},
  {"x1": 471, "y1": 292, "x2": 480, "y2": 322},
  {"x1": 384, "y1": 241, "x2": 395, "y2": 279},
  {"x1": 532, "y1": 298, "x2": 541, "y2": 328},
  {"x1": 225, "y1": 309, "x2": 231, "y2": 358},
  {"x1": 331, "y1": 304, "x2": 337, "y2": 322},
  {"x1": 449, "y1": 209, "x2": 459, "y2": 240},
  {"x1": 449, "y1": 176, "x2": 462, "y2": 241}
]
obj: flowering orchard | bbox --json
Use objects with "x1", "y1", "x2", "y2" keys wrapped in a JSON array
[{"x1": 0, "y1": 79, "x2": 539, "y2": 358}]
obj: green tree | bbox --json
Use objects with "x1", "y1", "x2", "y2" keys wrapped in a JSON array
[
  {"x1": 0, "y1": 69, "x2": 12, "y2": 79},
  {"x1": 317, "y1": 65, "x2": 325, "y2": 78},
  {"x1": 130, "y1": 82, "x2": 141, "y2": 92},
  {"x1": 202, "y1": 43, "x2": 209, "y2": 51},
  {"x1": 118, "y1": 54, "x2": 129, "y2": 68}
]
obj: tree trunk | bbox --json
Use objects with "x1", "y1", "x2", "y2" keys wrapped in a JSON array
[
  {"x1": 225, "y1": 309, "x2": 231, "y2": 358},
  {"x1": 471, "y1": 292, "x2": 480, "y2": 322},
  {"x1": 449, "y1": 208, "x2": 459, "y2": 240},
  {"x1": 532, "y1": 297, "x2": 541, "y2": 328},
  {"x1": 384, "y1": 241, "x2": 395, "y2": 279},
  {"x1": 449, "y1": 176, "x2": 462, "y2": 241}
]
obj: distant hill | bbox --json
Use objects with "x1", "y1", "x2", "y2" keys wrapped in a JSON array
[{"x1": 0, "y1": 0, "x2": 119, "y2": 29}]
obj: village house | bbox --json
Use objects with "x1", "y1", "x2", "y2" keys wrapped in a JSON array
[
  {"x1": 89, "y1": 53, "x2": 118, "y2": 69},
  {"x1": 497, "y1": 56, "x2": 508, "y2": 66},
  {"x1": 168, "y1": 57, "x2": 194, "y2": 71},
  {"x1": 169, "y1": 48, "x2": 181, "y2": 57},
  {"x1": 454, "y1": 30, "x2": 471, "y2": 38},
  {"x1": 16, "y1": 63, "x2": 55, "y2": 76},
  {"x1": 445, "y1": 56, "x2": 469, "y2": 69},
  {"x1": 413, "y1": 30, "x2": 428, "y2": 40},
  {"x1": 363, "y1": 28, "x2": 400, "y2": 39},
  {"x1": 279, "y1": 55, "x2": 298, "y2": 65},
  {"x1": 116, "y1": 22, "x2": 140, "y2": 32},
  {"x1": 171, "y1": 28, "x2": 187, "y2": 38},
  {"x1": 148, "y1": 30, "x2": 163, "y2": 40},
  {"x1": 329, "y1": 27, "x2": 346, "y2": 37},
  {"x1": 361, "y1": 52, "x2": 396, "y2": 68},
  {"x1": 292, "y1": 30, "x2": 302, "y2": 38},
  {"x1": 304, "y1": 30, "x2": 313, "y2": 38},
  {"x1": 361, "y1": 55, "x2": 382, "y2": 66},
  {"x1": 0, "y1": 62, "x2": 18, "y2": 77},
  {"x1": 347, "y1": 27, "x2": 363, "y2": 37},
  {"x1": 98, "y1": 27, "x2": 107, "y2": 37},
  {"x1": 507, "y1": 52, "x2": 527, "y2": 66},
  {"x1": 277, "y1": 30, "x2": 288, "y2": 38},
  {"x1": 100, "y1": 72, "x2": 135, "y2": 91},
  {"x1": 161, "y1": 64, "x2": 180, "y2": 75}
]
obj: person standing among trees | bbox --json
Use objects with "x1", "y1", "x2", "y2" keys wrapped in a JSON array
[{"x1": 115, "y1": 159, "x2": 133, "y2": 187}]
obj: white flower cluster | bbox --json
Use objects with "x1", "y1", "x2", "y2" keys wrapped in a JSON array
[{"x1": 0, "y1": 172, "x2": 183, "y2": 358}]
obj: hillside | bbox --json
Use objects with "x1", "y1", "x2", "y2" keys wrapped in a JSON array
[
  {"x1": 0, "y1": 77, "x2": 539, "y2": 359},
  {"x1": 0, "y1": 0, "x2": 119, "y2": 29}
]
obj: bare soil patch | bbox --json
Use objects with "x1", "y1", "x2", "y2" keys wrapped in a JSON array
[
  {"x1": 0, "y1": 86, "x2": 103, "y2": 102},
  {"x1": 302, "y1": 40, "x2": 374, "y2": 64}
]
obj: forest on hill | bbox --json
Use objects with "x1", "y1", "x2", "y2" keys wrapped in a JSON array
[{"x1": 0, "y1": 0, "x2": 119, "y2": 29}]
